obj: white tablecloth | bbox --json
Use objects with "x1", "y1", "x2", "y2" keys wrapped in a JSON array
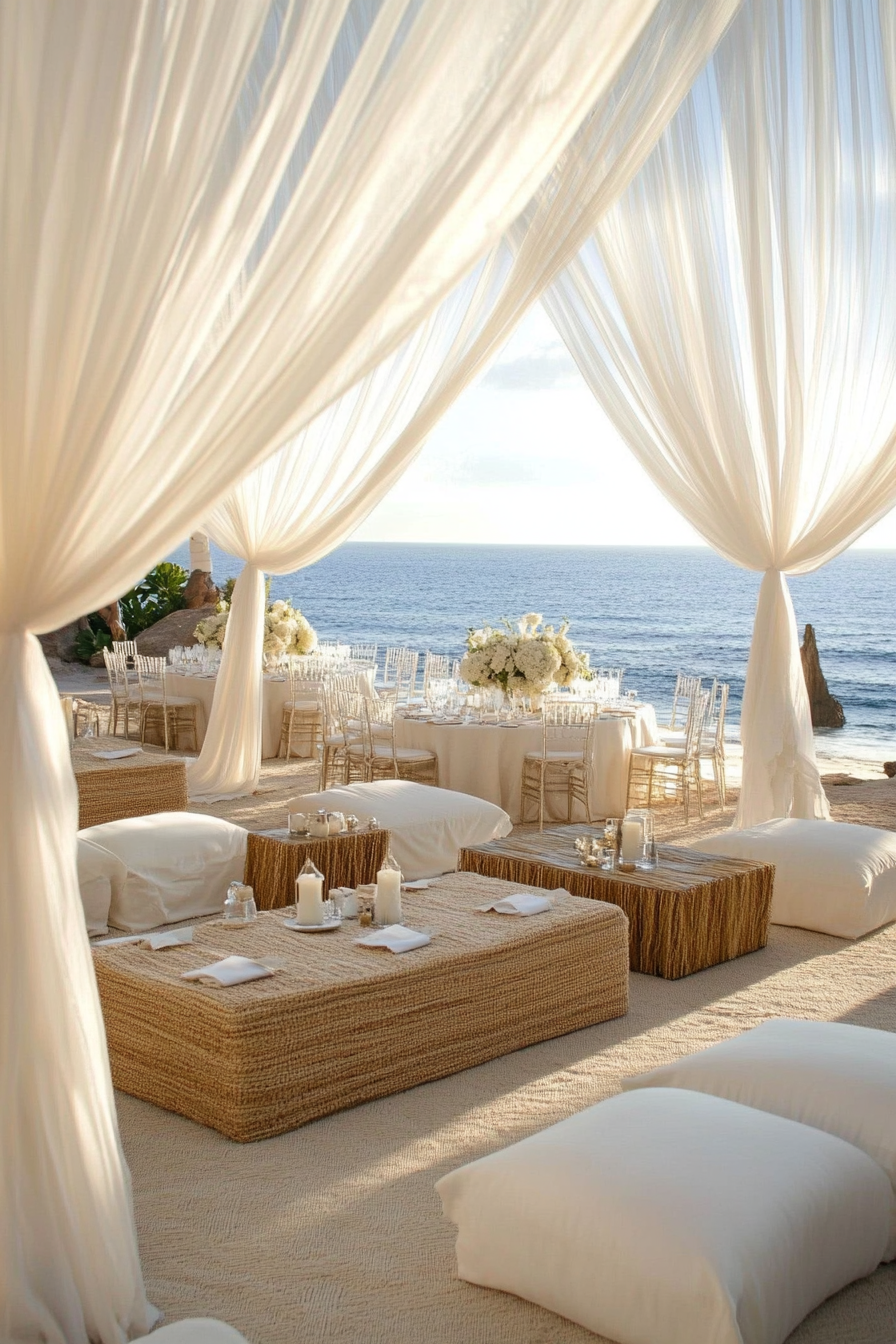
[
  {"x1": 394, "y1": 705, "x2": 659, "y2": 823},
  {"x1": 164, "y1": 668, "x2": 376, "y2": 759}
]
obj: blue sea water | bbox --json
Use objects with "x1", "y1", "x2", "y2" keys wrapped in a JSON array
[{"x1": 168, "y1": 541, "x2": 896, "y2": 766}]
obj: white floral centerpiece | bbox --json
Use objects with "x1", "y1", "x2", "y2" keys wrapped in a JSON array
[
  {"x1": 459, "y1": 613, "x2": 590, "y2": 698},
  {"x1": 194, "y1": 597, "x2": 318, "y2": 659}
]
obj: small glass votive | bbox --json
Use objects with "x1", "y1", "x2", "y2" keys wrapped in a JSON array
[{"x1": 288, "y1": 811, "x2": 309, "y2": 836}]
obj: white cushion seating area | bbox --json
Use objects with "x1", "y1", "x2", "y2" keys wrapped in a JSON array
[
  {"x1": 622, "y1": 1017, "x2": 896, "y2": 1259},
  {"x1": 437, "y1": 1086, "x2": 891, "y2": 1344},
  {"x1": 296, "y1": 779, "x2": 511, "y2": 879},
  {"x1": 78, "y1": 812, "x2": 248, "y2": 933},
  {"x1": 76, "y1": 836, "x2": 128, "y2": 936},
  {"x1": 150, "y1": 1321, "x2": 249, "y2": 1343},
  {"x1": 692, "y1": 817, "x2": 896, "y2": 937}
]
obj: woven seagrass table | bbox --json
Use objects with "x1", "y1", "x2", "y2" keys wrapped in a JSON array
[
  {"x1": 244, "y1": 828, "x2": 390, "y2": 909},
  {"x1": 72, "y1": 736, "x2": 188, "y2": 830},
  {"x1": 92, "y1": 872, "x2": 628, "y2": 1141},
  {"x1": 458, "y1": 826, "x2": 774, "y2": 980}
]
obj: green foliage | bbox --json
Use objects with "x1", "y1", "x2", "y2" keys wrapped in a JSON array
[
  {"x1": 74, "y1": 626, "x2": 112, "y2": 665},
  {"x1": 119, "y1": 562, "x2": 189, "y2": 635},
  {"x1": 220, "y1": 576, "x2": 237, "y2": 605}
]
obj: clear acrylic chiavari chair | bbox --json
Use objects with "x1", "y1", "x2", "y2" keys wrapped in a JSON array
[
  {"x1": 628, "y1": 690, "x2": 709, "y2": 822},
  {"x1": 135, "y1": 655, "x2": 199, "y2": 752},
  {"x1": 520, "y1": 700, "x2": 595, "y2": 830}
]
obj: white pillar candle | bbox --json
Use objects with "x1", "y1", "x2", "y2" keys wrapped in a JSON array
[
  {"x1": 375, "y1": 868, "x2": 402, "y2": 925},
  {"x1": 296, "y1": 872, "x2": 324, "y2": 925},
  {"x1": 620, "y1": 819, "x2": 643, "y2": 864}
]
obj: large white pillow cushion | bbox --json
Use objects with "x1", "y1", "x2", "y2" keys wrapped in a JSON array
[
  {"x1": 150, "y1": 1322, "x2": 249, "y2": 1343},
  {"x1": 297, "y1": 780, "x2": 511, "y2": 879},
  {"x1": 622, "y1": 1017, "x2": 896, "y2": 1259},
  {"x1": 692, "y1": 818, "x2": 896, "y2": 937},
  {"x1": 79, "y1": 812, "x2": 248, "y2": 933},
  {"x1": 436, "y1": 1088, "x2": 891, "y2": 1344},
  {"x1": 76, "y1": 836, "x2": 128, "y2": 936}
]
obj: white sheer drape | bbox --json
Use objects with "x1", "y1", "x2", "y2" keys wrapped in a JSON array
[
  {"x1": 545, "y1": 0, "x2": 896, "y2": 828},
  {"x1": 191, "y1": 0, "x2": 741, "y2": 801},
  {"x1": 2, "y1": 2, "x2": 675, "y2": 1338}
]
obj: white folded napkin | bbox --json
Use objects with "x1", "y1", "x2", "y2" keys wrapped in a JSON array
[
  {"x1": 181, "y1": 955, "x2": 275, "y2": 987},
  {"x1": 402, "y1": 878, "x2": 431, "y2": 890},
  {"x1": 94, "y1": 928, "x2": 194, "y2": 948},
  {"x1": 355, "y1": 924, "x2": 431, "y2": 954},
  {"x1": 476, "y1": 892, "x2": 554, "y2": 916},
  {"x1": 92, "y1": 748, "x2": 142, "y2": 760},
  {"x1": 145, "y1": 928, "x2": 194, "y2": 950}
]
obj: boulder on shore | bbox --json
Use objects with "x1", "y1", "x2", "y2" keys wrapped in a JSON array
[
  {"x1": 134, "y1": 605, "x2": 216, "y2": 657},
  {"x1": 799, "y1": 624, "x2": 845, "y2": 729},
  {"x1": 183, "y1": 569, "x2": 219, "y2": 609}
]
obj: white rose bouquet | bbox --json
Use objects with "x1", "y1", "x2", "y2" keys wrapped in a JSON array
[
  {"x1": 460, "y1": 615, "x2": 590, "y2": 696},
  {"x1": 194, "y1": 597, "x2": 318, "y2": 659}
]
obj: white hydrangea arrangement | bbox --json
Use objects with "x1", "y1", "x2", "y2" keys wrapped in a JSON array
[
  {"x1": 460, "y1": 613, "x2": 590, "y2": 696},
  {"x1": 194, "y1": 598, "x2": 318, "y2": 659}
]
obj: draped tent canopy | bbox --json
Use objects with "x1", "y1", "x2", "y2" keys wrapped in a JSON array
[
  {"x1": 543, "y1": 0, "x2": 896, "y2": 827},
  {"x1": 191, "y1": 0, "x2": 741, "y2": 801},
  {"x1": 2, "y1": 1, "x2": 694, "y2": 1338}
]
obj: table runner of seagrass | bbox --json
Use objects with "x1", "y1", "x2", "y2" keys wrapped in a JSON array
[
  {"x1": 72, "y1": 736, "x2": 188, "y2": 829},
  {"x1": 458, "y1": 826, "x2": 773, "y2": 980},
  {"x1": 93, "y1": 872, "x2": 629, "y2": 1141},
  {"x1": 244, "y1": 828, "x2": 389, "y2": 908}
]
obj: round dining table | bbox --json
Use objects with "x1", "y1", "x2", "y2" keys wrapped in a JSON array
[
  {"x1": 164, "y1": 666, "x2": 376, "y2": 758},
  {"x1": 393, "y1": 704, "x2": 659, "y2": 823}
]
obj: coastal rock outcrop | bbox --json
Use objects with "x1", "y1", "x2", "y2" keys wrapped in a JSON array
[
  {"x1": 134, "y1": 604, "x2": 216, "y2": 657},
  {"x1": 183, "y1": 569, "x2": 219, "y2": 609},
  {"x1": 800, "y1": 624, "x2": 845, "y2": 729}
]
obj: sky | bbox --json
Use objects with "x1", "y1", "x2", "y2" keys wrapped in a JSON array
[{"x1": 353, "y1": 302, "x2": 896, "y2": 549}]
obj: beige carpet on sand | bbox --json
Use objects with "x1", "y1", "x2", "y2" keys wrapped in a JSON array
[{"x1": 114, "y1": 767, "x2": 896, "y2": 1343}]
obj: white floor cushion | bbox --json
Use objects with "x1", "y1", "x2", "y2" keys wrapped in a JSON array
[
  {"x1": 622, "y1": 1017, "x2": 896, "y2": 1259},
  {"x1": 151, "y1": 1321, "x2": 249, "y2": 1343},
  {"x1": 692, "y1": 818, "x2": 896, "y2": 937},
  {"x1": 79, "y1": 812, "x2": 247, "y2": 932},
  {"x1": 436, "y1": 1088, "x2": 891, "y2": 1344},
  {"x1": 297, "y1": 780, "x2": 511, "y2": 879},
  {"x1": 77, "y1": 836, "x2": 128, "y2": 936}
]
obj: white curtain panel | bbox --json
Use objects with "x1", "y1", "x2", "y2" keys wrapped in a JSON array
[
  {"x1": 545, "y1": 0, "x2": 896, "y2": 828},
  {"x1": 192, "y1": 0, "x2": 741, "y2": 801},
  {"x1": 1, "y1": 2, "x2": 679, "y2": 1338}
]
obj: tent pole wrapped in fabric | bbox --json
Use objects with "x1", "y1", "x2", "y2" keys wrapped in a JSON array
[
  {"x1": 545, "y1": 0, "x2": 896, "y2": 827},
  {"x1": 1, "y1": 1, "x2": 684, "y2": 1336}
]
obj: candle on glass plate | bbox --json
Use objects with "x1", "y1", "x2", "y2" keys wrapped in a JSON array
[
  {"x1": 620, "y1": 816, "x2": 643, "y2": 864},
  {"x1": 295, "y1": 857, "x2": 325, "y2": 925}
]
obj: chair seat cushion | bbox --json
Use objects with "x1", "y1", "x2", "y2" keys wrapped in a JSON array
[
  {"x1": 77, "y1": 836, "x2": 128, "y2": 936},
  {"x1": 150, "y1": 1322, "x2": 249, "y2": 1343},
  {"x1": 523, "y1": 751, "x2": 581, "y2": 763},
  {"x1": 633, "y1": 744, "x2": 686, "y2": 760},
  {"x1": 282, "y1": 699, "x2": 319, "y2": 713},
  {"x1": 79, "y1": 812, "x2": 248, "y2": 932},
  {"x1": 296, "y1": 780, "x2": 511, "y2": 879},
  {"x1": 143, "y1": 694, "x2": 198, "y2": 708},
  {"x1": 622, "y1": 1018, "x2": 896, "y2": 1259},
  {"x1": 692, "y1": 818, "x2": 896, "y2": 937},
  {"x1": 436, "y1": 1087, "x2": 891, "y2": 1344}
]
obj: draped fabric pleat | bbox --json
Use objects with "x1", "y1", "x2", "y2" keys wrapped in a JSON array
[
  {"x1": 545, "y1": 0, "x2": 896, "y2": 828},
  {"x1": 191, "y1": 0, "x2": 741, "y2": 801},
  {"x1": 0, "y1": 2, "x2": 679, "y2": 1336}
]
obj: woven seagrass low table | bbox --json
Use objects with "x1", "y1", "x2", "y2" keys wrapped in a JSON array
[
  {"x1": 458, "y1": 826, "x2": 774, "y2": 980},
  {"x1": 244, "y1": 828, "x2": 390, "y2": 909},
  {"x1": 72, "y1": 736, "x2": 188, "y2": 830},
  {"x1": 92, "y1": 872, "x2": 628, "y2": 1141}
]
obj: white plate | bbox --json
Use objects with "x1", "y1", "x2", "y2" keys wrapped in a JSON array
[{"x1": 282, "y1": 917, "x2": 342, "y2": 933}]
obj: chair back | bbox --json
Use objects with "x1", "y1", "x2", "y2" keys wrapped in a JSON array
[
  {"x1": 423, "y1": 652, "x2": 450, "y2": 697},
  {"x1": 669, "y1": 672, "x2": 702, "y2": 728},
  {"x1": 103, "y1": 646, "x2": 130, "y2": 699},
  {"x1": 350, "y1": 643, "x2": 377, "y2": 665},
  {"x1": 542, "y1": 699, "x2": 594, "y2": 760},
  {"x1": 683, "y1": 691, "x2": 710, "y2": 759},
  {"x1": 713, "y1": 683, "x2": 729, "y2": 750},
  {"x1": 135, "y1": 654, "x2": 167, "y2": 703}
]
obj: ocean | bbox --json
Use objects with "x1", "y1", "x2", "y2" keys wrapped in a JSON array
[{"x1": 167, "y1": 541, "x2": 896, "y2": 769}]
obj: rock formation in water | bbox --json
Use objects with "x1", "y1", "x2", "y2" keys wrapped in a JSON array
[{"x1": 800, "y1": 624, "x2": 845, "y2": 729}]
